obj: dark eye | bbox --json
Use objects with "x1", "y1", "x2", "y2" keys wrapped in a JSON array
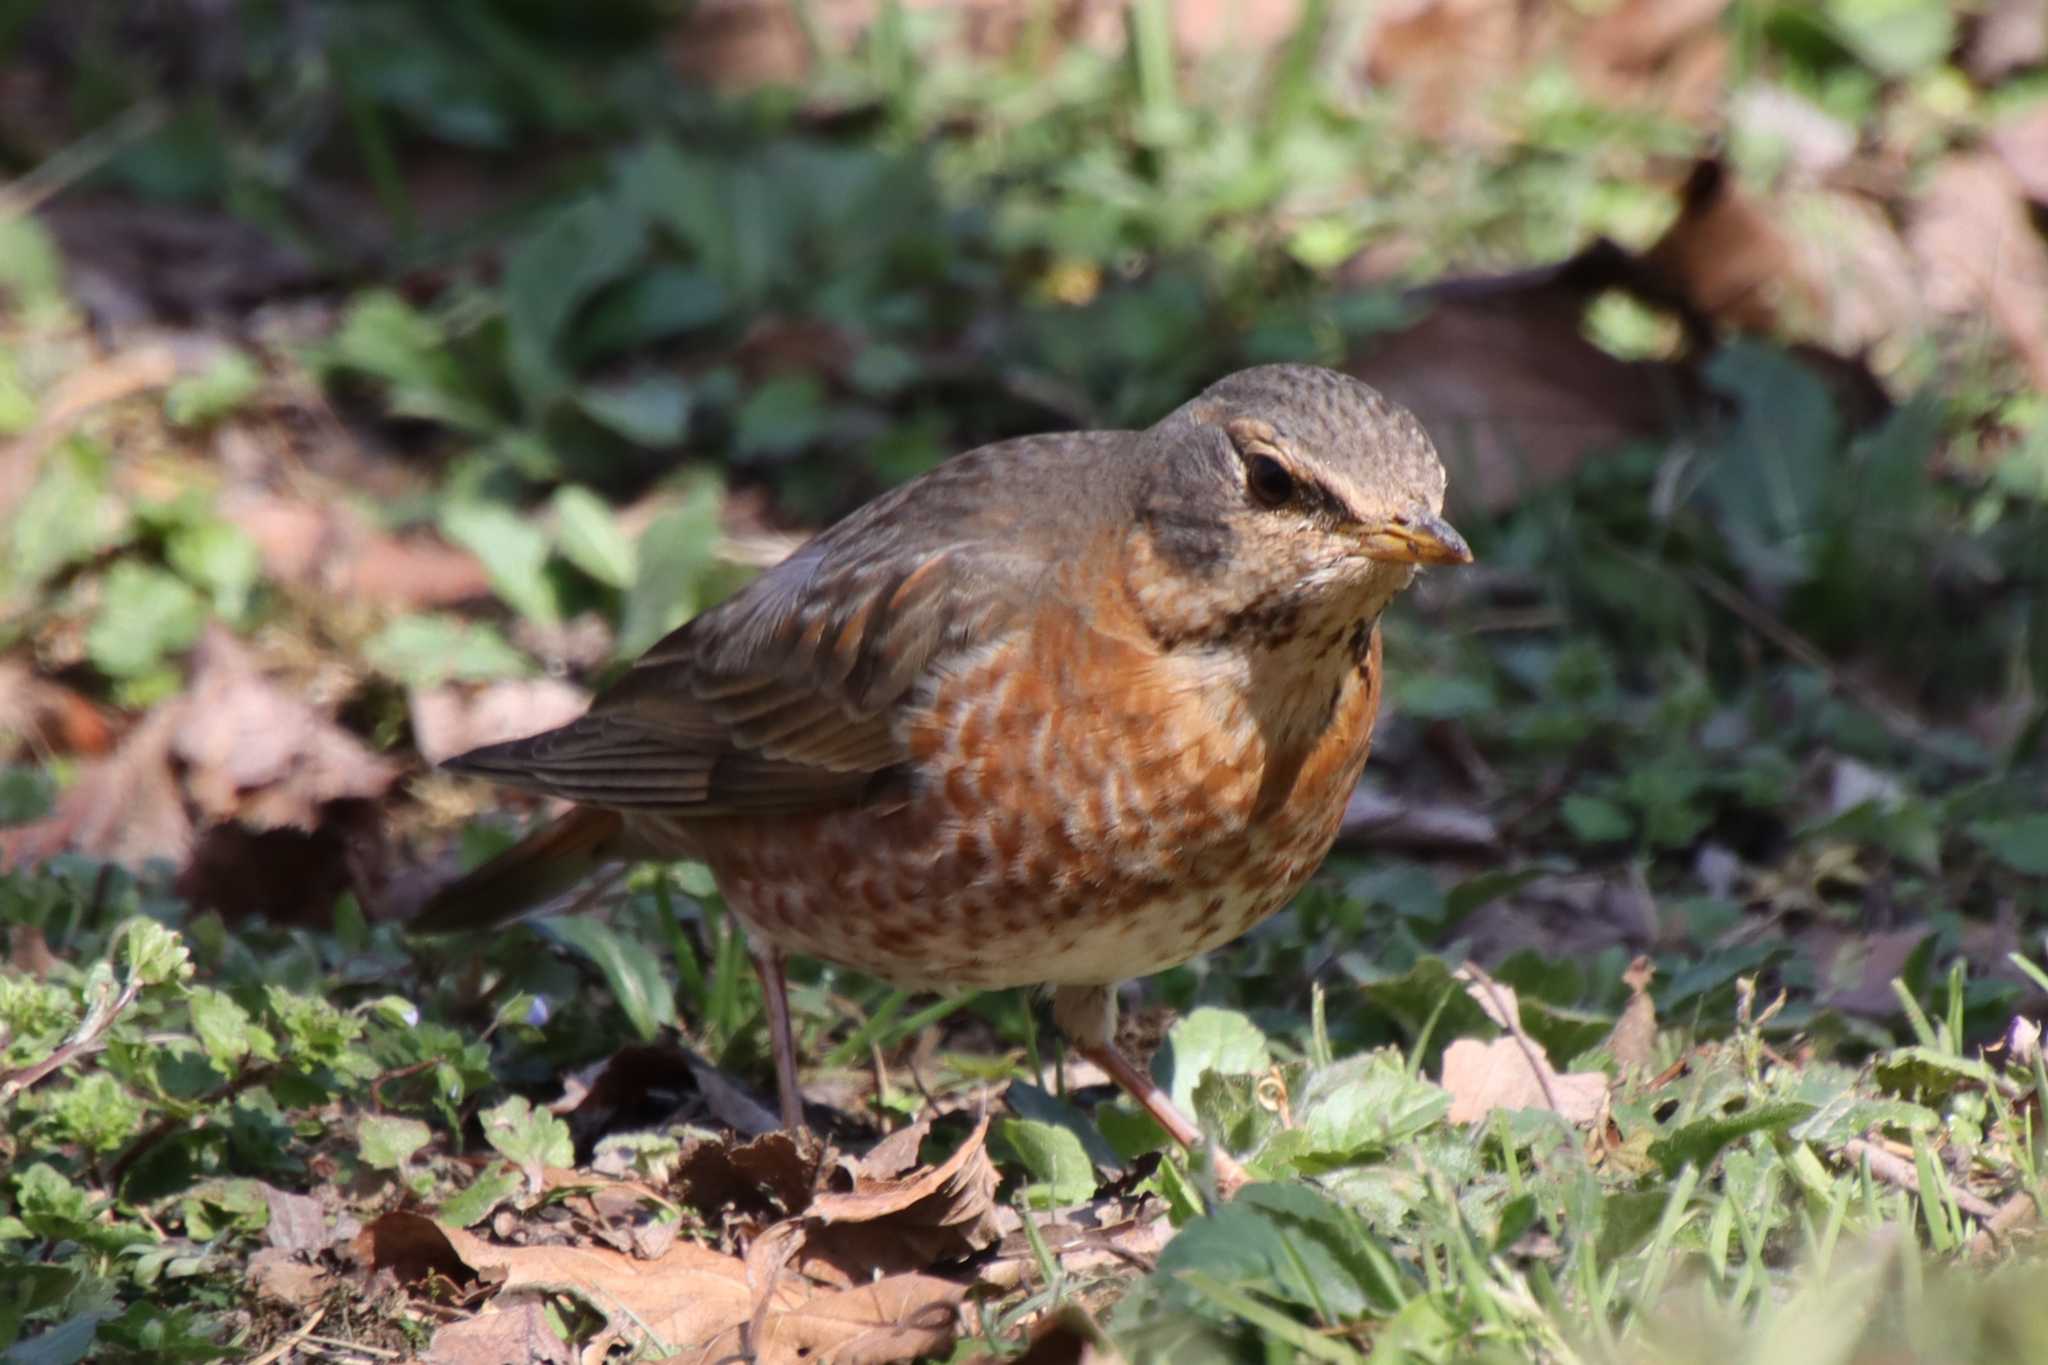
[{"x1": 1245, "y1": 453, "x2": 1295, "y2": 507}]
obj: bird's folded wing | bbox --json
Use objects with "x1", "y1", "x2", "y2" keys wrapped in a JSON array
[{"x1": 439, "y1": 436, "x2": 1098, "y2": 815}]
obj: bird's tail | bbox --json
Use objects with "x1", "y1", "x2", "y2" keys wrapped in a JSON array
[{"x1": 411, "y1": 806, "x2": 625, "y2": 935}]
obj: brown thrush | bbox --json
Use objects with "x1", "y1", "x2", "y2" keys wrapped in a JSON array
[{"x1": 416, "y1": 363, "x2": 1470, "y2": 1191}]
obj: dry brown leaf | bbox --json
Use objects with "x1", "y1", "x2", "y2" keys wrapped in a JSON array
[
  {"x1": 1909, "y1": 154, "x2": 2048, "y2": 395},
  {"x1": 1007, "y1": 1306, "x2": 1127, "y2": 1364},
  {"x1": 1574, "y1": 0, "x2": 1729, "y2": 123},
  {"x1": 221, "y1": 490, "x2": 492, "y2": 610},
  {"x1": 695, "y1": 1272, "x2": 970, "y2": 1365},
  {"x1": 2, "y1": 628, "x2": 398, "y2": 922},
  {"x1": 798, "y1": 1113, "x2": 1004, "y2": 1282},
  {"x1": 1445, "y1": 965, "x2": 1608, "y2": 1125},
  {"x1": 675, "y1": 1129, "x2": 823, "y2": 1222},
  {"x1": 1991, "y1": 104, "x2": 2048, "y2": 209},
  {"x1": 362, "y1": 1210, "x2": 967, "y2": 1364},
  {"x1": 1639, "y1": 159, "x2": 1798, "y2": 334},
  {"x1": 173, "y1": 630, "x2": 397, "y2": 829},
  {"x1": 1365, "y1": 0, "x2": 1534, "y2": 141},
  {"x1": 425, "y1": 1299, "x2": 576, "y2": 1365},
  {"x1": 0, "y1": 663, "x2": 117, "y2": 761},
  {"x1": 1606, "y1": 956, "x2": 1660, "y2": 1072},
  {"x1": 1440, "y1": 1036, "x2": 1609, "y2": 1126},
  {"x1": 1349, "y1": 243, "x2": 1693, "y2": 518},
  {"x1": 1965, "y1": 0, "x2": 2048, "y2": 85},
  {"x1": 262, "y1": 1184, "x2": 335, "y2": 1257},
  {"x1": 246, "y1": 1246, "x2": 331, "y2": 1308}
]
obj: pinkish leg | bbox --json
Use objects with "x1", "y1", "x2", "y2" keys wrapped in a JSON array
[
  {"x1": 749, "y1": 942, "x2": 806, "y2": 1131},
  {"x1": 1054, "y1": 984, "x2": 1250, "y2": 1197}
]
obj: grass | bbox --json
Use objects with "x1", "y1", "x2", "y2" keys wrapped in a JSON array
[{"x1": 3, "y1": 0, "x2": 2048, "y2": 1360}]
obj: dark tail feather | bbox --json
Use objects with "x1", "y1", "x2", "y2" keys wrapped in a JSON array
[{"x1": 411, "y1": 807, "x2": 625, "y2": 935}]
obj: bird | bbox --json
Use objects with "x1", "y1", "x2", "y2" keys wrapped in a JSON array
[{"x1": 414, "y1": 363, "x2": 1471, "y2": 1192}]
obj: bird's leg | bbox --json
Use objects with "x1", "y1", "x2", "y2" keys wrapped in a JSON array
[
  {"x1": 748, "y1": 941, "x2": 807, "y2": 1131},
  {"x1": 1053, "y1": 984, "x2": 1249, "y2": 1197}
]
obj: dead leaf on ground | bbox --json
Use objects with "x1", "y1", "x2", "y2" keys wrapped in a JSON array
[
  {"x1": 1574, "y1": 0, "x2": 1730, "y2": 125},
  {"x1": 0, "y1": 663, "x2": 118, "y2": 760},
  {"x1": 1965, "y1": 0, "x2": 2048, "y2": 85},
  {"x1": 425, "y1": 1299, "x2": 575, "y2": 1365},
  {"x1": 1007, "y1": 1306, "x2": 1127, "y2": 1365},
  {"x1": 976, "y1": 1195, "x2": 1171, "y2": 1293},
  {"x1": 1350, "y1": 240, "x2": 1695, "y2": 517},
  {"x1": 675, "y1": 1128, "x2": 822, "y2": 1222},
  {"x1": 556, "y1": 1044, "x2": 783, "y2": 1158},
  {"x1": 1, "y1": 628, "x2": 398, "y2": 924},
  {"x1": 1909, "y1": 153, "x2": 2048, "y2": 395},
  {"x1": 797, "y1": 1112, "x2": 1005, "y2": 1283},
  {"x1": 221, "y1": 490, "x2": 493, "y2": 611},
  {"x1": 1336, "y1": 784, "x2": 1501, "y2": 854},
  {"x1": 1606, "y1": 956, "x2": 1660, "y2": 1072},
  {"x1": 360, "y1": 1210, "x2": 968, "y2": 1364},
  {"x1": 1441, "y1": 1035, "x2": 1609, "y2": 1126},
  {"x1": 1443, "y1": 967, "x2": 1609, "y2": 1126},
  {"x1": 1639, "y1": 159, "x2": 1800, "y2": 335},
  {"x1": 1991, "y1": 103, "x2": 2048, "y2": 209},
  {"x1": 246, "y1": 1246, "x2": 332, "y2": 1308}
]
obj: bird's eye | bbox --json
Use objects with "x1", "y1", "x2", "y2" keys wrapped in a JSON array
[{"x1": 1245, "y1": 453, "x2": 1295, "y2": 508}]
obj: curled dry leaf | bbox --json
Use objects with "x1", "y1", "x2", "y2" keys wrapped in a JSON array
[
  {"x1": 794, "y1": 1112, "x2": 1005, "y2": 1285},
  {"x1": 358, "y1": 1209, "x2": 967, "y2": 1365}
]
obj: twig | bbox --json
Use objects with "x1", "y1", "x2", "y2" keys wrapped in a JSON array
[
  {"x1": 1841, "y1": 1137, "x2": 2001, "y2": 1221},
  {"x1": 0, "y1": 971, "x2": 144, "y2": 1106},
  {"x1": 248, "y1": 1306, "x2": 327, "y2": 1365},
  {"x1": 1968, "y1": 1188, "x2": 2041, "y2": 1260}
]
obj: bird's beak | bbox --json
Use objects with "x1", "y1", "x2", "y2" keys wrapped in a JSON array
[{"x1": 1358, "y1": 510, "x2": 1473, "y2": 566}]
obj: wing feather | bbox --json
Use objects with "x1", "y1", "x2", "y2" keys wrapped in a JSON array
[{"x1": 437, "y1": 430, "x2": 1128, "y2": 818}]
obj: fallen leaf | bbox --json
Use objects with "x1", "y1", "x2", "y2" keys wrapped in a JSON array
[
  {"x1": 1349, "y1": 240, "x2": 1694, "y2": 517},
  {"x1": 425, "y1": 1299, "x2": 575, "y2": 1365},
  {"x1": 220, "y1": 490, "x2": 492, "y2": 610},
  {"x1": 1964, "y1": 0, "x2": 2047, "y2": 85},
  {"x1": 1909, "y1": 154, "x2": 2048, "y2": 395},
  {"x1": 1574, "y1": 0, "x2": 1730, "y2": 124},
  {"x1": 171, "y1": 629, "x2": 398, "y2": 830},
  {"x1": 0, "y1": 663, "x2": 117, "y2": 760},
  {"x1": 246, "y1": 1246, "x2": 330, "y2": 1307},
  {"x1": 4, "y1": 633, "x2": 398, "y2": 931},
  {"x1": 800, "y1": 1113, "x2": 1005, "y2": 1279},
  {"x1": 1444, "y1": 966, "x2": 1608, "y2": 1124},
  {"x1": 674, "y1": 1129, "x2": 822, "y2": 1222},
  {"x1": 1639, "y1": 159, "x2": 1799, "y2": 335},
  {"x1": 262, "y1": 1184, "x2": 336, "y2": 1257},
  {"x1": 1440, "y1": 1036, "x2": 1609, "y2": 1126},
  {"x1": 362, "y1": 1210, "x2": 967, "y2": 1364},
  {"x1": 1606, "y1": 956, "x2": 1659, "y2": 1071},
  {"x1": 1991, "y1": 103, "x2": 2048, "y2": 209}
]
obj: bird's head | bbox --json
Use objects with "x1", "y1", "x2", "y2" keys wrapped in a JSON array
[{"x1": 1128, "y1": 364, "x2": 1471, "y2": 646}]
